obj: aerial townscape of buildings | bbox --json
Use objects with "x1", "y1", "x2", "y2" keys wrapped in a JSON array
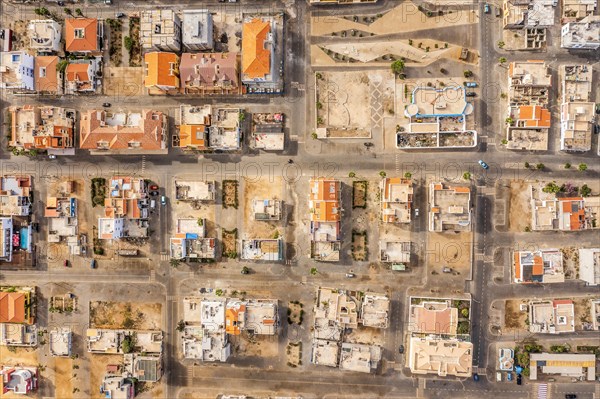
[{"x1": 0, "y1": 0, "x2": 599, "y2": 398}]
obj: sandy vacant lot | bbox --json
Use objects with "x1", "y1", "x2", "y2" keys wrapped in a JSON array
[
  {"x1": 509, "y1": 180, "x2": 532, "y2": 232},
  {"x1": 54, "y1": 357, "x2": 74, "y2": 399},
  {"x1": 89, "y1": 301, "x2": 162, "y2": 330},
  {"x1": 103, "y1": 67, "x2": 144, "y2": 97},
  {"x1": 233, "y1": 334, "x2": 279, "y2": 358},
  {"x1": 504, "y1": 299, "x2": 528, "y2": 330},
  {"x1": 0, "y1": 346, "x2": 38, "y2": 366},
  {"x1": 426, "y1": 231, "x2": 472, "y2": 270}
]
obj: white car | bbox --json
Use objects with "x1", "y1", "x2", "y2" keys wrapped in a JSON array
[
  {"x1": 48, "y1": 154, "x2": 56, "y2": 159},
  {"x1": 414, "y1": 208, "x2": 419, "y2": 217}
]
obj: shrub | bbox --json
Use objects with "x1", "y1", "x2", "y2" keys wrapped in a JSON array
[
  {"x1": 578, "y1": 163, "x2": 588, "y2": 171},
  {"x1": 564, "y1": 163, "x2": 571, "y2": 169},
  {"x1": 463, "y1": 70, "x2": 473, "y2": 78},
  {"x1": 390, "y1": 59, "x2": 405, "y2": 75}
]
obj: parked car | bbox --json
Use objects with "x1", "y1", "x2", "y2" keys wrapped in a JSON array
[
  {"x1": 507, "y1": 372, "x2": 513, "y2": 382},
  {"x1": 565, "y1": 395, "x2": 577, "y2": 399},
  {"x1": 496, "y1": 7, "x2": 501, "y2": 17},
  {"x1": 466, "y1": 82, "x2": 478, "y2": 87},
  {"x1": 345, "y1": 272, "x2": 355, "y2": 278},
  {"x1": 57, "y1": 1, "x2": 65, "y2": 5},
  {"x1": 150, "y1": 191, "x2": 159, "y2": 197},
  {"x1": 90, "y1": 259, "x2": 97, "y2": 269},
  {"x1": 398, "y1": 345, "x2": 405, "y2": 354},
  {"x1": 516, "y1": 374, "x2": 522, "y2": 385},
  {"x1": 466, "y1": 92, "x2": 477, "y2": 97},
  {"x1": 161, "y1": 195, "x2": 167, "y2": 206},
  {"x1": 102, "y1": 102, "x2": 111, "y2": 107},
  {"x1": 115, "y1": 12, "x2": 126, "y2": 18},
  {"x1": 150, "y1": 184, "x2": 159, "y2": 191},
  {"x1": 473, "y1": 373, "x2": 480, "y2": 382},
  {"x1": 484, "y1": 3, "x2": 490, "y2": 13},
  {"x1": 442, "y1": 267, "x2": 452, "y2": 273},
  {"x1": 414, "y1": 208, "x2": 419, "y2": 217},
  {"x1": 64, "y1": 260, "x2": 69, "y2": 267},
  {"x1": 48, "y1": 154, "x2": 56, "y2": 159},
  {"x1": 478, "y1": 160, "x2": 489, "y2": 169}
]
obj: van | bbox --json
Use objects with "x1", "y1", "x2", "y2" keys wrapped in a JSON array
[{"x1": 150, "y1": 200, "x2": 156, "y2": 209}]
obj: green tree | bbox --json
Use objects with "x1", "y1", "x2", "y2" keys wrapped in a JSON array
[
  {"x1": 348, "y1": 172, "x2": 356, "y2": 178},
  {"x1": 310, "y1": 267, "x2": 318, "y2": 276},
  {"x1": 311, "y1": 132, "x2": 318, "y2": 140},
  {"x1": 542, "y1": 182, "x2": 560, "y2": 194},
  {"x1": 215, "y1": 289, "x2": 224, "y2": 296},
  {"x1": 121, "y1": 334, "x2": 135, "y2": 354},
  {"x1": 463, "y1": 172, "x2": 471, "y2": 180},
  {"x1": 390, "y1": 59, "x2": 405, "y2": 75},
  {"x1": 505, "y1": 117, "x2": 514, "y2": 125},
  {"x1": 57, "y1": 60, "x2": 69, "y2": 73},
  {"x1": 564, "y1": 163, "x2": 571, "y2": 169},
  {"x1": 497, "y1": 40, "x2": 505, "y2": 48},
  {"x1": 536, "y1": 163, "x2": 545, "y2": 170},
  {"x1": 499, "y1": 57, "x2": 507, "y2": 64},
  {"x1": 578, "y1": 163, "x2": 588, "y2": 171},
  {"x1": 64, "y1": 8, "x2": 72, "y2": 15},
  {"x1": 404, "y1": 172, "x2": 412, "y2": 179},
  {"x1": 580, "y1": 184, "x2": 592, "y2": 197},
  {"x1": 461, "y1": 308, "x2": 469, "y2": 318},
  {"x1": 176, "y1": 320, "x2": 185, "y2": 332},
  {"x1": 169, "y1": 258, "x2": 180, "y2": 268},
  {"x1": 379, "y1": 171, "x2": 387, "y2": 177},
  {"x1": 124, "y1": 36, "x2": 134, "y2": 52},
  {"x1": 75, "y1": 8, "x2": 83, "y2": 16},
  {"x1": 463, "y1": 70, "x2": 473, "y2": 78},
  {"x1": 524, "y1": 162, "x2": 530, "y2": 169}
]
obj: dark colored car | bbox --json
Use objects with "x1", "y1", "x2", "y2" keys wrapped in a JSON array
[
  {"x1": 57, "y1": 1, "x2": 65, "y2": 5},
  {"x1": 150, "y1": 191, "x2": 159, "y2": 197},
  {"x1": 91, "y1": 259, "x2": 97, "y2": 269},
  {"x1": 565, "y1": 395, "x2": 577, "y2": 399},
  {"x1": 466, "y1": 92, "x2": 477, "y2": 97},
  {"x1": 516, "y1": 374, "x2": 522, "y2": 385},
  {"x1": 473, "y1": 373, "x2": 480, "y2": 382},
  {"x1": 64, "y1": 260, "x2": 69, "y2": 267},
  {"x1": 398, "y1": 345, "x2": 404, "y2": 354},
  {"x1": 102, "y1": 102, "x2": 111, "y2": 107},
  {"x1": 150, "y1": 184, "x2": 159, "y2": 191},
  {"x1": 115, "y1": 12, "x2": 126, "y2": 18}
]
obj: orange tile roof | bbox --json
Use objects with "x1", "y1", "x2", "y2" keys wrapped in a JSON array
[
  {"x1": 242, "y1": 18, "x2": 271, "y2": 79},
  {"x1": 519, "y1": 105, "x2": 551, "y2": 128},
  {"x1": 65, "y1": 63, "x2": 90, "y2": 83},
  {"x1": 309, "y1": 178, "x2": 341, "y2": 222},
  {"x1": 65, "y1": 18, "x2": 98, "y2": 52},
  {"x1": 414, "y1": 306, "x2": 456, "y2": 334},
  {"x1": 225, "y1": 303, "x2": 245, "y2": 335},
  {"x1": 79, "y1": 109, "x2": 166, "y2": 151},
  {"x1": 553, "y1": 299, "x2": 573, "y2": 306},
  {"x1": 532, "y1": 255, "x2": 543, "y2": 276},
  {"x1": 514, "y1": 252, "x2": 521, "y2": 280},
  {"x1": 179, "y1": 125, "x2": 207, "y2": 148},
  {"x1": 0, "y1": 292, "x2": 28, "y2": 324},
  {"x1": 144, "y1": 52, "x2": 179, "y2": 89},
  {"x1": 35, "y1": 56, "x2": 59, "y2": 93}
]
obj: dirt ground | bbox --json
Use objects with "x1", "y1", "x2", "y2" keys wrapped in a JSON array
[
  {"x1": 344, "y1": 327, "x2": 383, "y2": 346},
  {"x1": 171, "y1": 200, "x2": 216, "y2": 238},
  {"x1": 504, "y1": 299, "x2": 528, "y2": 330},
  {"x1": 243, "y1": 177, "x2": 283, "y2": 238},
  {"x1": 288, "y1": 301, "x2": 304, "y2": 325},
  {"x1": 352, "y1": 181, "x2": 368, "y2": 208},
  {"x1": 426, "y1": 232, "x2": 472, "y2": 271},
  {"x1": 222, "y1": 229, "x2": 238, "y2": 257},
  {"x1": 90, "y1": 354, "x2": 124, "y2": 399},
  {"x1": 89, "y1": 301, "x2": 162, "y2": 330},
  {"x1": 212, "y1": 11, "x2": 242, "y2": 53},
  {"x1": 352, "y1": 231, "x2": 368, "y2": 261},
  {"x1": 561, "y1": 246, "x2": 579, "y2": 280},
  {"x1": 287, "y1": 341, "x2": 302, "y2": 367},
  {"x1": 573, "y1": 297, "x2": 593, "y2": 329},
  {"x1": 508, "y1": 180, "x2": 532, "y2": 232},
  {"x1": 234, "y1": 334, "x2": 279, "y2": 358},
  {"x1": 223, "y1": 180, "x2": 239, "y2": 208},
  {"x1": 103, "y1": 67, "x2": 144, "y2": 97},
  {"x1": 0, "y1": 346, "x2": 38, "y2": 366},
  {"x1": 54, "y1": 357, "x2": 74, "y2": 399}
]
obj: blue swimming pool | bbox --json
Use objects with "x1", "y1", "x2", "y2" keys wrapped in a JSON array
[{"x1": 20, "y1": 227, "x2": 29, "y2": 250}]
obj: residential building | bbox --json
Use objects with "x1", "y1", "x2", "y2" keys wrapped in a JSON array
[
  {"x1": 65, "y1": 60, "x2": 100, "y2": 94},
  {"x1": 512, "y1": 249, "x2": 565, "y2": 283},
  {"x1": 209, "y1": 108, "x2": 242, "y2": 150},
  {"x1": 578, "y1": 248, "x2": 600, "y2": 286},
  {"x1": 28, "y1": 19, "x2": 61, "y2": 53},
  {"x1": 175, "y1": 105, "x2": 212, "y2": 150},
  {"x1": 241, "y1": 17, "x2": 275, "y2": 84},
  {"x1": 379, "y1": 240, "x2": 411, "y2": 267},
  {"x1": 560, "y1": 65, "x2": 595, "y2": 152},
  {"x1": 65, "y1": 18, "x2": 102, "y2": 53},
  {"x1": 0, "y1": 288, "x2": 34, "y2": 324},
  {"x1": 240, "y1": 238, "x2": 284, "y2": 261},
  {"x1": 174, "y1": 180, "x2": 216, "y2": 202},
  {"x1": 124, "y1": 353, "x2": 162, "y2": 382},
  {"x1": 140, "y1": 10, "x2": 182, "y2": 52},
  {"x1": 144, "y1": 52, "x2": 180, "y2": 92},
  {"x1": 409, "y1": 299, "x2": 459, "y2": 335},
  {"x1": 170, "y1": 218, "x2": 216, "y2": 260},
  {"x1": 561, "y1": 15, "x2": 600, "y2": 49},
  {"x1": 314, "y1": 287, "x2": 359, "y2": 339},
  {"x1": 360, "y1": 293, "x2": 390, "y2": 329},
  {"x1": 100, "y1": 375, "x2": 135, "y2": 399},
  {"x1": 0, "y1": 218, "x2": 14, "y2": 262},
  {"x1": 338, "y1": 343, "x2": 382, "y2": 373},
  {"x1": 529, "y1": 300, "x2": 575, "y2": 334},
  {"x1": 506, "y1": 105, "x2": 551, "y2": 151},
  {"x1": 0, "y1": 366, "x2": 37, "y2": 395},
  {"x1": 49, "y1": 327, "x2": 72, "y2": 357},
  {"x1": 180, "y1": 52, "x2": 239, "y2": 95},
  {"x1": 380, "y1": 178, "x2": 413, "y2": 223},
  {"x1": 498, "y1": 348, "x2": 515, "y2": 371},
  {"x1": 309, "y1": 178, "x2": 342, "y2": 262},
  {"x1": 309, "y1": 0, "x2": 377, "y2": 3},
  {"x1": 252, "y1": 199, "x2": 282, "y2": 221},
  {"x1": 182, "y1": 10, "x2": 213, "y2": 51},
  {"x1": 98, "y1": 177, "x2": 149, "y2": 239},
  {"x1": 408, "y1": 336, "x2": 473, "y2": 378},
  {"x1": 530, "y1": 183, "x2": 599, "y2": 231},
  {"x1": 0, "y1": 51, "x2": 35, "y2": 92},
  {"x1": 86, "y1": 329, "x2": 163, "y2": 354},
  {"x1": 79, "y1": 110, "x2": 167, "y2": 154},
  {"x1": 311, "y1": 339, "x2": 340, "y2": 368},
  {"x1": 34, "y1": 55, "x2": 61, "y2": 94},
  {"x1": 508, "y1": 61, "x2": 551, "y2": 107},
  {"x1": 561, "y1": 0, "x2": 597, "y2": 22},
  {"x1": 193, "y1": 299, "x2": 231, "y2": 362},
  {"x1": 502, "y1": 0, "x2": 555, "y2": 29},
  {"x1": 45, "y1": 196, "x2": 78, "y2": 253},
  {"x1": 9, "y1": 105, "x2": 75, "y2": 152},
  {"x1": 0, "y1": 324, "x2": 37, "y2": 346},
  {"x1": 226, "y1": 299, "x2": 279, "y2": 336},
  {"x1": 529, "y1": 353, "x2": 596, "y2": 380},
  {"x1": 591, "y1": 299, "x2": 600, "y2": 330},
  {"x1": 0, "y1": 176, "x2": 32, "y2": 216},
  {"x1": 252, "y1": 113, "x2": 285, "y2": 151},
  {"x1": 428, "y1": 182, "x2": 471, "y2": 232}
]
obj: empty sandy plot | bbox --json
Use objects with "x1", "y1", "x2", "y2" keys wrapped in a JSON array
[
  {"x1": 509, "y1": 180, "x2": 532, "y2": 232},
  {"x1": 504, "y1": 299, "x2": 528, "y2": 330},
  {"x1": 426, "y1": 232, "x2": 472, "y2": 270},
  {"x1": 54, "y1": 357, "x2": 74, "y2": 399},
  {"x1": 234, "y1": 334, "x2": 279, "y2": 358},
  {"x1": 243, "y1": 177, "x2": 283, "y2": 238},
  {"x1": 89, "y1": 301, "x2": 162, "y2": 330},
  {"x1": 103, "y1": 67, "x2": 144, "y2": 97},
  {"x1": 0, "y1": 346, "x2": 38, "y2": 366}
]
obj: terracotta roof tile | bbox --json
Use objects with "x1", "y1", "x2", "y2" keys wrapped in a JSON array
[
  {"x1": 65, "y1": 18, "x2": 98, "y2": 52},
  {"x1": 144, "y1": 52, "x2": 179, "y2": 88},
  {"x1": 35, "y1": 56, "x2": 59, "y2": 93},
  {"x1": 242, "y1": 18, "x2": 271, "y2": 79},
  {"x1": 0, "y1": 292, "x2": 28, "y2": 324}
]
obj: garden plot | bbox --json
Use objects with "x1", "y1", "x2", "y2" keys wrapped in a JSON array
[{"x1": 89, "y1": 301, "x2": 162, "y2": 330}]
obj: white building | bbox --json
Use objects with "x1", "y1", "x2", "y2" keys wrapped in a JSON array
[
  {"x1": 140, "y1": 9, "x2": 182, "y2": 52},
  {"x1": 0, "y1": 51, "x2": 35, "y2": 92},
  {"x1": 97, "y1": 218, "x2": 124, "y2": 240},
  {"x1": 28, "y1": 20, "x2": 61, "y2": 53},
  {"x1": 561, "y1": 15, "x2": 600, "y2": 49},
  {"x1": 578, "y1": 248, "x2": 600, "y2": 285},
  {"x1": 0, "y1": 217, "x2": 13, "y2": 263},
  {"x1": 182, "y1": 10, "x2": 213, "y2": 51}
]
